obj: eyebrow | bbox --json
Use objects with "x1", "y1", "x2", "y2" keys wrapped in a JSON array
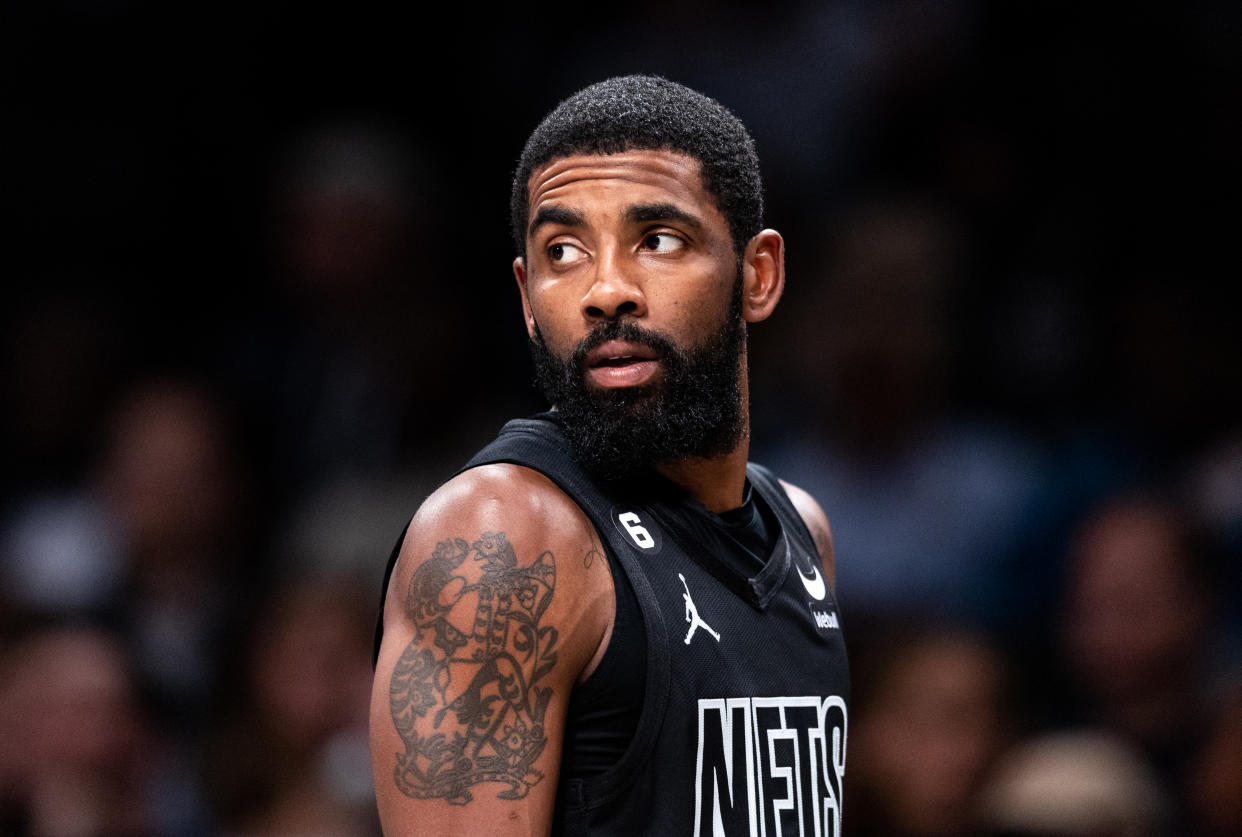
[
  {"x1": 527, "y1": 205, "x2": 585, "y2": 239},
  {"x1": 526, "y1": 201, "x2": 706, "y2": 241},
  {"x1": 625, "y1": 202, "x2": 704, "y2": 232}
]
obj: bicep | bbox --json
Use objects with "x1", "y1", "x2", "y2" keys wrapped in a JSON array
[{"x1": 370, "y1": 471, "x2": 609, "y2": 835}]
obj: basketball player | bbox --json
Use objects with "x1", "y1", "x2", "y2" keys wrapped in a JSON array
[{"x1": 371, "y1": 75, "x2": 849, "y2": 836}]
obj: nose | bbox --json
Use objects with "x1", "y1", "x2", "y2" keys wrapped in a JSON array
[{"x1": 580, "y1": 249, "x2": 646, "y2": 322}]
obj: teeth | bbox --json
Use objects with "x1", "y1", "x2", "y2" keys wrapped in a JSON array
[{"x1": 597, "y1": 356, "x2": 638, "y2": 367}]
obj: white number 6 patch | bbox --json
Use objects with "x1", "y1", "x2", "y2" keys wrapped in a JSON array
[{"x1": 613, "y1": 509, "x2": 661, "y2": 552}]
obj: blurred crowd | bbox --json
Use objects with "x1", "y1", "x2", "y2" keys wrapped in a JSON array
[{"x1": 6, "y1": 2, "x2": 1241, "y2": 835}]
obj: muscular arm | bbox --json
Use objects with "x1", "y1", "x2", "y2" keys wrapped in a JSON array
[
  {"x1": 370, "y1": 465, "x2": 614, "y2": 836},
  {"x1": 780, "y1": 479, "x2": 837, "y2": 591}
]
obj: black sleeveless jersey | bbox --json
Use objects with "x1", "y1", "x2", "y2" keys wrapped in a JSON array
[{"x1": 376, "y1": 415, "x2": 850, "y2": 836}]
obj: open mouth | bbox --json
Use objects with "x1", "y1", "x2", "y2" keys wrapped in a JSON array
[
  {"x1": 593, "y1": 355, "x2": 645, "y2": 367},
  {"x1": 584, "y1": 340, "x2": 660, "y2": 388}
]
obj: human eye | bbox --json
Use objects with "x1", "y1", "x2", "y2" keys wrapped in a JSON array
[
  {"x1": 640, "y1": 231, "x2": 685, "y2": 254},
  {"x1": 547, "y1": 241, "x2": 588, "y2": 265}
]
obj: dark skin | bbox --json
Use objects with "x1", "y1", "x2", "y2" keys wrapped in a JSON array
[{"x1": 369, "y1": 149, "x2": 835, "y2": 835}]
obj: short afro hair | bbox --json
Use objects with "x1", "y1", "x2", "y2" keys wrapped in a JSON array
[{"x1": 510, "y1": 75, "x2": 764, "y2": 258}]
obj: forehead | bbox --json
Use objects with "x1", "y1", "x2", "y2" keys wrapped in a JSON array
[{"x1": 526, "y1": 149, "x2": 717, "y2": 225}]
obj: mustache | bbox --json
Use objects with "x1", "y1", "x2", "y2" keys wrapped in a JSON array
[{"x1": 570, "y1": 320, "x2": 675, "y2": 369}]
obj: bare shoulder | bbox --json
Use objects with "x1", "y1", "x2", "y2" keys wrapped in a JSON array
[
  {"x1": 370, "y1": 463, "x2": 612, "y2": 835},
  {"x1": 388, "y1": 464, "x2": 613, "y2": 632},
  {"x1": 404, "y1": 463, "x2": 603, "y2": 561},
  {"x1": 778, "y1": 478, "x2": 836, "y2": 589}
]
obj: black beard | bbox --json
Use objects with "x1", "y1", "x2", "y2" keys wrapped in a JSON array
[{"x1": 528, "y1": 282, "x2": 746, "y2": 483}]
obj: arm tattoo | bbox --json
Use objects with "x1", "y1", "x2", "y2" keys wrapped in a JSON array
[
  {"x1": 584, "y1": 531, "x2": 604, "y2": 569},
  {"x1": 388, "y1": 531, "x2": 558, "y2": 805}
]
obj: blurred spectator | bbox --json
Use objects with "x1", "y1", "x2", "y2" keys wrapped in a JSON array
[
  {"x1": 1181, "y1": 439, "x2": 1242, "y2": 834},
  {"x1": 0, "y1": 625, "x2": 163, "y2": 836},
  {"x1": 205, "y1": 574, "x2": 378, "y2": 836},
  {"x1": 975, "y1": 730, "x2": 1170, "y2": 837},
  {"x1": 1058, "y1": 494, "x2": 1220, "y2": 742},
  {"x1": 2, "y1": 376, "x2": 252, "y2": 728},
  {"x1": 221, "y1": 117, "x2": 481, "y2": 582},
  {"x1": 755, "y1": 195, "x2": 1048, "y2": 627},
  {"x1": 1185, "y1": 433, "x2": 1242, "y2": 659},
  {"x1": 226, "y1": 116, "x2": 472, "y2": 503},
  {"x1": 1186, "y1": 684, "x2": 1242, "y2": 837},
  {"x1": 1049, "y1": 491, "x2": 1238, "y2": 826},
  {"x1": 98, "y1": 378, "x2": 251, "y2": 721},
  {"x1": 848, "y1": 621, "x2": 1014, "y2": 837}
]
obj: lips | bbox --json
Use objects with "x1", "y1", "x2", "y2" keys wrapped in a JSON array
[{"x1": 584, "y1": 340, "x2": 661, "y2": 389}]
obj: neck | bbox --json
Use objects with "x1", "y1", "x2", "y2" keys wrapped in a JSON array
[
  {"x1": 656, "y1": 443, "x2": 749, "y2": 513},
  {"x1": 656, "y1": 365, "x2": 752, "y2": 513}
]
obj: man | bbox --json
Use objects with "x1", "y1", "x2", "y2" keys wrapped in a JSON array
[{"x1": 371, "y1": 75, "x2": 849, "y2": 836}]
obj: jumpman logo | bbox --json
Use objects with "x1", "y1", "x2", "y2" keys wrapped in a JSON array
[{"x1": 679, "y1": 573, "x2": 721, "y2": 645}]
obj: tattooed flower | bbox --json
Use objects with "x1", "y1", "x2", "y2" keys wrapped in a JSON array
[{"x1": 500, "y1": 720, "x2": 541, "y2": 767}]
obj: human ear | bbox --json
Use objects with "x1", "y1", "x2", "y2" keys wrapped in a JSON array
[
  {"x1": 740, "y1": 230, "x2": 785, "y2": 323},
  {"x1": 513, "y1": 256, "x2": 537, "y2": 339}
]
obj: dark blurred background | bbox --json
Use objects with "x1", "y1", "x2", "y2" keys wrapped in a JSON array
[{"x1": 4, "y1": 2, "x2": 1241, "y2": 835}]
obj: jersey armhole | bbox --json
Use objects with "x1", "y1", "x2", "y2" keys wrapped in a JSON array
[{"x1": 749, "y1": 463, "x2": 819, "y2": 556}]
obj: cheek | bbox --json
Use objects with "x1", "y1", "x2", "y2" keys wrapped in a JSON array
[
  {"x1": 526, "y1": 288, "x2": 581, "y2": 354},
  {"x1": 669, "y1": 270, "x2": 737, "y2": 337}
]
